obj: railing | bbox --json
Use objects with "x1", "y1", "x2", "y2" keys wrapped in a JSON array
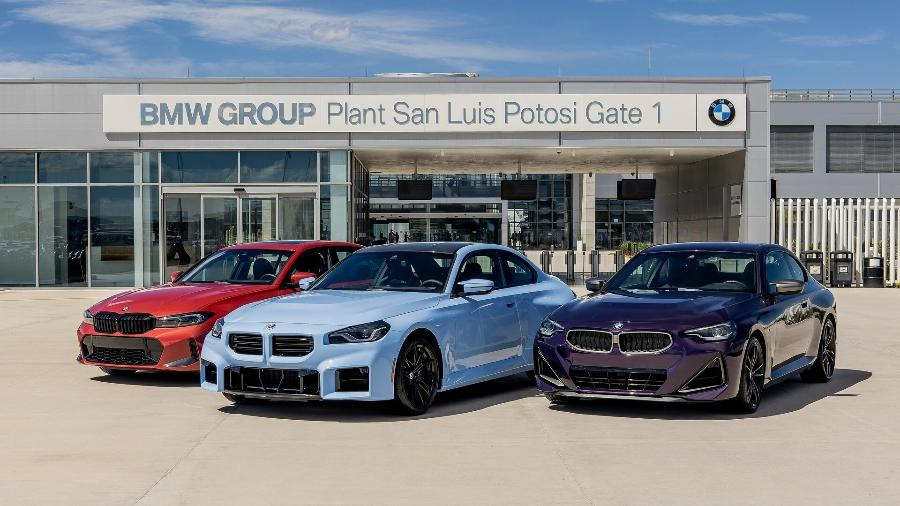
[{"x1": 770, "y1": 89, "x2": 900, "y2": 102}]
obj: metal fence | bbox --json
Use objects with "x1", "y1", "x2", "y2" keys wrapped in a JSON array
[
  {"x1": 771, "y1": 198, "x2": 899, "y2": 285},
  {"x1": 770, "y1": 89, "x2": 900, "y2": 102}
]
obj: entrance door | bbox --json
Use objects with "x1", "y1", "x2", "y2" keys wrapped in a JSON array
[{"x1": 161, "y1": 189, "x2": 317, "y2": 281}]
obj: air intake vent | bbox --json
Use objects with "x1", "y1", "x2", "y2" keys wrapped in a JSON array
[
  {"x1": 679, "y1": 356, "x2": 726, "y2": 393},
  {"x1": 569, "y1": 366, "x2": 667, "y2": 393}
]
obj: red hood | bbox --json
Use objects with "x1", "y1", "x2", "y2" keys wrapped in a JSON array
[{"x1": 90, "y1": 283, "x2": 275, "y2": 316}]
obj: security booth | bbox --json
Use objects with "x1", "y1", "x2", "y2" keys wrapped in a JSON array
[
  {"x1": 828, "y1": 250, "x2": 854, "y2": 287},
  {"x1": 800, "y1": 250, "x2": 825, "y2": 284},
  {"x1": 863, "y1": 257, "x2": 885, "y2": 288}
]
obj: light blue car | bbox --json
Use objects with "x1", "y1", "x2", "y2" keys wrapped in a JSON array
[{"x1": 200, "y1": 242, "x2": 574, "y2": 414}]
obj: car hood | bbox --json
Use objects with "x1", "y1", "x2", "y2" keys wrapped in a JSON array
[
  {"x1": 90, "y1": 283, "x2": 274, "y2": 316},
  {"x1": 552, "y1": 290, "x2": 757, "y2": 330},
  {"x1": 226, "y1": 289, "x2": 445, "y2": 326}
]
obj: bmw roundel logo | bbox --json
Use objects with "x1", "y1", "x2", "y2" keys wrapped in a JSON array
[{"x1": 708, "y1": 98, "x2": 736, "y2": 126}]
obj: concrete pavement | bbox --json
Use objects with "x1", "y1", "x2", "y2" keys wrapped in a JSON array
[{"x1": 0, "y1": 287, "x2": 897, "y2": 505}]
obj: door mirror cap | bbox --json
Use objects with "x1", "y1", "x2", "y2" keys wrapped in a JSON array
[
  {"x1": 769, "y1": 280, "x2": 804, "y2": 296},
  {"x1": 585, "y1": 277, "x2": 604, "y2": 292},
  {"x1": 291, "y1": 272, "x2": 317, "y2": 290},
  {"x1": 169, "y1": 271, "x2": 184, "y2": 282},
  {"x1": 457, "y1": 278, "x2": 494, "y2": 296}
]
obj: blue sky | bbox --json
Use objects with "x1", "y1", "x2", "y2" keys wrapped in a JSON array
[{"x1": 0, "y1": 0, "x2": 896, "y2": 88}]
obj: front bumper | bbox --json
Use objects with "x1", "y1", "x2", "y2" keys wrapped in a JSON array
[
  {"x1": 76, "y1": 323, "x2": 206, "y2": 372},
  {"x1": 200, "y1": 324, "x2": 400, "y2": 402},
  {"x1": 534, "y1": 331, "x2": 743, "y2": 402}
]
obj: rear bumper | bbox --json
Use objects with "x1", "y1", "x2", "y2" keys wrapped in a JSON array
[
  {"x1": 76, "y1": 323, "x2": 206, "y2": 372},
  {"x1": 534, "y1": 334, "x2": 744, "y2": 402}
]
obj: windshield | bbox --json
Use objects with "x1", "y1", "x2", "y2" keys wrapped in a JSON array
[
  {"x1": 312, "y1": 250, "x2": 454, "y2": 292},
  {"x1": 180, "y1": 249, "x2": 292, "y2": 284},
  {"x1": 605, "y1": 251, "x2": 758, "y2": 294}
]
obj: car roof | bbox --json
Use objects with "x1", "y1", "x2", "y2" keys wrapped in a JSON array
[
  {"x1": 221, "y1": 240, "x2": 359, "y2": 252},
  {"x1": 360, "y1": 242, "x2": 473, "y2": 254},
  {"x1": 643, "y1": 242, "x2": 777, "y2": 254}
]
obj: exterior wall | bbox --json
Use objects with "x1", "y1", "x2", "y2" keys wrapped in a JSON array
[{"x1": 771, "y1": 101, "x2": 900, "y2": 198}]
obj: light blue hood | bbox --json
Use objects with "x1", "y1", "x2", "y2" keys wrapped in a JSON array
[{"x1": 225, "y1": 289, "x2": 446, "y2": 326}]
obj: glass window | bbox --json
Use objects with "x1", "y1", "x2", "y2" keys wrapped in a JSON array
[
  {"x1": 314, "y1": 250, "x2": 454, "y2": 292},
  {"x1": 765, "y1": 251, "x2": 804, "y2": 284},
  {"x1": 320, "y1": 185, "x2": 348, "y2": 241},
  {"x1": 0, "y1": 152, "x2": 35, "y2": 184},
  {"x1": 161, "y1": 151, "x2": 237, "y2": 183},
  {"x1": 142, "y1": 152, "x2": 159, "y2": 183},
  {"x1": 0, "y1": 187, "x2": 36, "y2": 286},
  {"x1": 240, "y1": 151, "x2": 316, "y2": 183},
  {"x1": 321, "y1": 150, "x2": 347, "y2": 182},
  {"x1": 607, "y1": 251, "x2": 757, "y2": 293},
  {"x1": 292, "y1": 248, "x2": 330, "y2": 276},
  {"x1": 164, "y1": 196, "x2": 201, "y2": 281},
  {"x1": 279, "y1": 195, "x2": 315, "y2": 240},
  {"x1": 38, "y1": 186, "x2": 88, "y2": 286},
  {"x1": 90, "y1": 186, "x2": 136, "y2": 287},
  {"x1": 142, "y1": 185, "x2": 161, "y2": 286},
  {"x1": 181, "y1": 249, "x2": 293, "y2": 284},
  {"x1": 457, "y1": 253, "x2": 503, "y2": 287},
  {"x1": 502, "y1": 253, "x2": 536, "y2": 287},
  {"x1": 38, "y1": 152, "x2": 86, "y2": 183},
  {"x1": 90, "y1": 151, "x2": 139, "y2": 183}
]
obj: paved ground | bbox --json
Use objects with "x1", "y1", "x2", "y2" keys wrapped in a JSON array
[{"x1": 1, "y1": 287, "x2": 897, "y2": 505}]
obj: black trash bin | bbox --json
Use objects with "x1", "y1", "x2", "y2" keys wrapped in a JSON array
[
  {"x1": 565, "y1": 250, "x2": 576, "y2": 281},
  {"x1": 801, "y1": 250, "x2": 825, "y2": 284},
  {"x1": 863, "y1": 257, "x2": 885, "y2": 288},
  {"x1": 828, "y1": 250, "x2": 854, "y2": 287},
  {"x1": 539, "y1": 250, "x2": 551, "y2": 273},
  {"x1": 614, "y1": 250, "x2": 625, "y2": 271}
]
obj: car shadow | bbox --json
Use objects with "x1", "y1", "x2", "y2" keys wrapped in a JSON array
[
  {"x1": 218, "y1": 373, "x2": 541, "y2": 422},
  {"x1": 89, "y1": 371, "x2": 199, "y2": 388},
  {"x1": 548, "y1": 368, "x2": 872, "y2": 420}
]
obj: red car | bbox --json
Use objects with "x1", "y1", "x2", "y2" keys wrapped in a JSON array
[{"x1": 77, "y1": 240, "x2": 360, "y2": 375}]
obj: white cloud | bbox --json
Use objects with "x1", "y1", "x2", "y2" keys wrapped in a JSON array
[
  {"x1": 780, "y1": 31, "x2": 885, "y2": 48},
  {"x1": 658, "y1": 12, "x2": 807, "y2": 26}
]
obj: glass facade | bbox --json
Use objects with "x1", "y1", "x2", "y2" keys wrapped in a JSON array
[
  {"x1": 0, "y1": 149, "x2": 366, "y2": 287},
  {"x1": 595, "y1": 199, "x2": 654, "y2": 250}
]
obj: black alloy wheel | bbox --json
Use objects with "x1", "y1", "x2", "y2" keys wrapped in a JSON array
[
  {"x1": 394, "y1": 336, "x2": 440, "y2": 415},
  {"x1": 100, "y1": 367, "x2": 136, "y2": 376},
  {"x1": 730, "y1": 335, "x2": 765, "y2": 414},
  {"x1": 802, "y1": 318, "x2": 836, "y2": 383}
]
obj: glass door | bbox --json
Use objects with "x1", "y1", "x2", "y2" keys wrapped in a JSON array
[
  {"x1": 163, "y1": 195, "x2": 202, "y2": 281},
  {"x1": 242, "y1": 196, "x2": 277, "y2": 242}
]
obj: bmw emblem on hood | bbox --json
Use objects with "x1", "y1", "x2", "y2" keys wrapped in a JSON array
[
  {"x1": 266, "y1": 323, "x2": 276, "y2": 330},
  {"x1": 709, "y1": 98, "x2": 735, "y2": 126},
  {"x1": 612, "y1": 322, "x2": 625, "y2": 331}
]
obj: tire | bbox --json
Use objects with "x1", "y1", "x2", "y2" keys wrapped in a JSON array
[
  {"x1": 526, "y1": 370, "x2": 536, "y2": 383},
  {"x1": 100, "y1": 367, "x2": 136, "y2": 376},
  {"x1": 222, "y1": 393, "x2": 269, "y2": 405},
  {"x1": 393, "y1": 335, "x2": 440, "y2": 415},
  {"x1": 729, "y1": 335, "x2": 765, "y2": 414},
  {"x1": 801, "y1": 318, "x2": 836, "y2": 383},
  {"x1": 545, "y1": 393, "x2": 580, "y2": 405}
]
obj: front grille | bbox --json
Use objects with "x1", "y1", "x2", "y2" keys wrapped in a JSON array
[
  {"x1": 570, "y1": 366, "x2": 667, "y2": 393},
  {"x1": 225, "y1": 367, "x2": 320, "y2": 396},
  {"x1": 229, "y1": 333, "x2": 263, "y2": 355},
  {"x1": 618, "y1": 332, "x2": 672, "y2": 353},
  {"x1": 679, "y1": 357, "x2": 725, "y2": 392},
  {"x1": 567, "y1": 330, "x2": 613, "y2": 352},
  {"x1": 92, "y1": 312, "x2": 155, "y2": 334},
  {"x1": 81, "y1": 335, "x2": 163, "y2": 366},
  {"x1": 272, "y1": 335, "x2": 314, "y2": 357}
]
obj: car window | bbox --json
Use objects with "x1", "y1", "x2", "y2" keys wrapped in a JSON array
[
  {"x1": 292, "y1": 248, "x2": 330, "y2": 276},
  {"x1": 457, "y1": 253, "x2": 504, "y2": 288},
  {"x1": 605, "y1": 251, "x2": 757, "y2": 293},
  {"x1": 180, "y1": 249, "x2": 291, "y2": 284},
  {"x1": 785, "y1": 254, "x2": 807, "y2": 282},
  {"x1": 313, "y1": 251, "x2": 454, "y2": 292},
  {"x1": 330, "y1": 247, "x2": 356, "y2": 267},
  {"x1": 765, "y1": 251, "x2": 804, "y2": 284},
  {"x1": 502, "y1": 252, "x2": 536, "y2": 287}
]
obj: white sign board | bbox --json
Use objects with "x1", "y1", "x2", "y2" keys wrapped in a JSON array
[{"x1": 102, "y1": 94, "x2": 746, "y2": 134}]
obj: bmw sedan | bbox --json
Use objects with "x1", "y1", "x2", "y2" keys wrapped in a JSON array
[
  {"x1": 201, "y1": 242, "x2": 574, "y2": 414},
  {"x1": 534, "y1": 243, "x2": 837, "y2": 413}
]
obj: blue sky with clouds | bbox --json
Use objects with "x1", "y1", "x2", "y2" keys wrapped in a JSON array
[{"x1": 0, "y1": 0, "x2": 896, "y2": 87}]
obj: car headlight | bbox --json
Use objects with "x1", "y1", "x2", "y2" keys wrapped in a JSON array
[
  {"x1": 684, "y1": 321, "x2": 737, "y2": 342},
  {"x1": 83, "y1": 310, "x2": 94, "y2": 325},
  {"x1": 327, "y1": 321, "x2": 391, "y2": 344},
  {"x1": 155, "y1": 312, "x2": 214, "y2": 328},
  {"x1": 211, "y1": 318, "x2": 225, "y2": 339},
  {"x1": 538, "y1": 317, "x2": 564, "y2": 338}
]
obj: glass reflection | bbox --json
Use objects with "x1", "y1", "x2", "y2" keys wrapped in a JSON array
[
  {"x1": 39, "y1": 187, "x2": 88, "y2": 286},
  {"x1": 164, "y1": 196, "x2": 201, "y2": 280},
  {"x1": 0, "y1": 152, "x2": 35, "y2": 184},
  {"x1": 38, "y1": 152, "x2": 87, "y2": 183},
  {"x1": 279, "y1": 195, "x2": 314, "y2": 240},
  {"x1": 90, "y1": 186, "x2": 137, "y2": 287},
  {"x1": 90, "y1": 152, "x2": 139, "y2": 183},
  {"x1": 240, "y1": 151, "x2": 316, "y2": 183},
  {"x1": 203, "y1": 197, "x2": 238, "y2": 254},
  {"x1": 0, "y1": 187, "x2": 36, "y2": 285},
  {"x1": 161, "y1": 151, "x2": 237, "y2": 183}
]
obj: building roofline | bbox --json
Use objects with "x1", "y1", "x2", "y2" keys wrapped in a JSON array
[{"x1": 0, "y1": 76, "x2": 772, "y2": 85}]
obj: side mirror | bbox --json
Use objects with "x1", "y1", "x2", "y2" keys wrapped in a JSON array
[
  {"x1": 291, "y1": 272, "x2": 317, "y2": 290},
  {"x1": 769, "y1": 280, "x2": 804, "y2": 296},
  {"x1": 585, "y1": 277, "x2": 604, "y2": 292},
  {"x1": 457, "y1": 278, "x2": 494, "y2": 296},
  {"x1": 170, "y1": 271, "x2": 184, "y2": 282}
]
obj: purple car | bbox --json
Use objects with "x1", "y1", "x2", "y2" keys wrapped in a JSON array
[{"x1": 534, "y1": 243, "x2": 837, "y2": 413}]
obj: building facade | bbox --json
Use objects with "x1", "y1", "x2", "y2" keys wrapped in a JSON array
[{"x1": 5, "y1": 77, "x2": 895, "y2": 289}]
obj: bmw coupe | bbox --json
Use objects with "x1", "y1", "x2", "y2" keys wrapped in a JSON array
[
  {"x1": 534, "y1": 243, "x2": 837, "y2": 413},
  {"x1": 200, "y1": 242, "x2": 574, "y2": 414}
]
